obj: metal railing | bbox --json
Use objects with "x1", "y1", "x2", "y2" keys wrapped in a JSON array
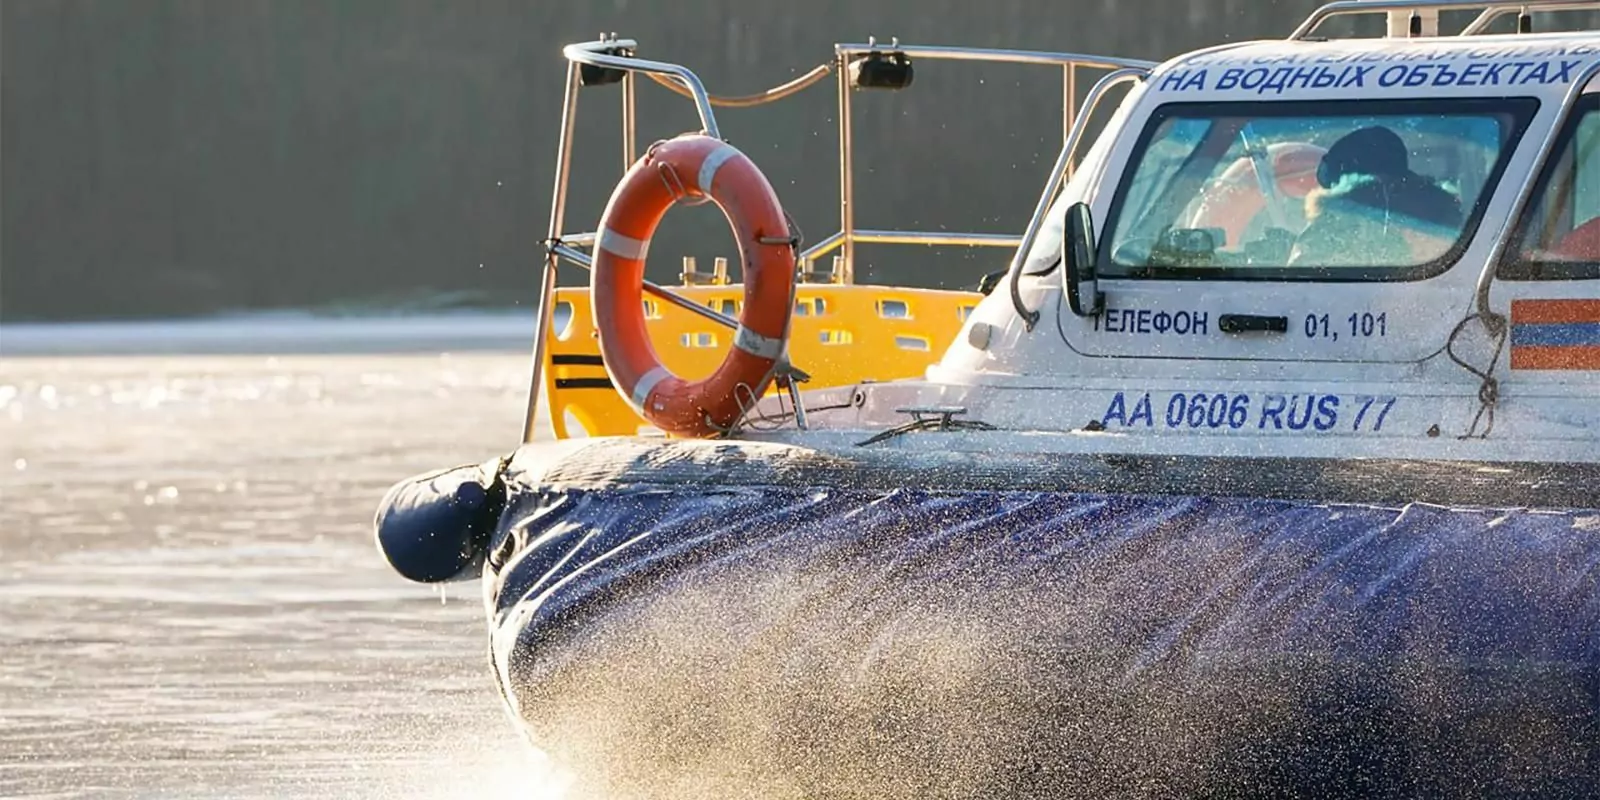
[
  {"x1": 825, "y1": 42, "x2": 1155, "y2": 277},
  {"x1": 563, "y1": 38, "x2": 721, "y2": 137},
  {"x1": 1003, "y1": 67, "x2": 1150, "y2": 330},
  {"x1": 553, "y1": 37, "x2": 1154, "y2": 281},
  {"x1": 1292, "y1": 0, "x2": 1600, "y2": 39},
  {"x1": 1462, "y1": 1, "x2": 1600, "y2": 33},
  {"x1": 521, "y1": 35, "x2": 1155, "y2": 440},
  {"x1": 525, "y1": 39, "x2": 756, "y2": 441}
]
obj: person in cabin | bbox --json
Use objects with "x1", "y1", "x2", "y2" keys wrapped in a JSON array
[{"x1": 1288, "y1": 125, "x2": 1464, "y2": 268}]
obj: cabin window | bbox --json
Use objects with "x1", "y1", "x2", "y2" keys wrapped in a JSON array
[
  {"x1": 1097, "y1": 98, "x2": 1539, "y2": 282},
  {"x1": 1501, "y1": 95, "x2": 1600, "y2": 281},
  {"x1": 876, "y1": 299, "x2": 910, "y2": 319}
]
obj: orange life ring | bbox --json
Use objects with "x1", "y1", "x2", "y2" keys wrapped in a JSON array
[{"x1": 590, "y1": 133, "x2": 795, "y2": 438}]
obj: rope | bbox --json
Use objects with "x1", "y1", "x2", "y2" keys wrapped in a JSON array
[
  {"x1": 1444, "y1": 311, "x2": 1507, "y2": 440},
  {"x1": 707, "y1": 380, "x2": 863, "y2": 436},
  {"x1": 698, "y1": 381, "x2": 785, "y2": 437},
  {"x1": 776, "y1": 210, "x2": 805, "y2": 252},
  {"x1": 733, "y1": 381, "x2": 791, "y2": 433},
  {"x1": 646, "y1": 64, "x2": 834, "y2": 108}
]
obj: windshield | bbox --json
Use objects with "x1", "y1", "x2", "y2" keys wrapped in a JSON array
[{"x1": 1099, "y1": 98, "x2": 1539, "y2": 282}]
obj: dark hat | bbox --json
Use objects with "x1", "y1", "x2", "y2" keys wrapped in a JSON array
[{"x1": 1317, "y1": 125, "x2": 1410, "y2": 188}]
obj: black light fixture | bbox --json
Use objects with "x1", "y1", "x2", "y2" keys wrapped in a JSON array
[
  {"x1": 849, "y1": 37, "x2": 914, "y2": 91},
  {"x1": 580, "y1": 33, "x2": 629, "y2": 87}
]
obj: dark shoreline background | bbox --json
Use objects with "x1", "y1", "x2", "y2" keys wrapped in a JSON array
[{"x1": 3, "y1": 0, "x2": 1549, "y2": 323}]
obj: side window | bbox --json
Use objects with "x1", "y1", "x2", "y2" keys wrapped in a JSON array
[{"x1": 1502, "y1": 100, "x2": 1600, "y2": 280}]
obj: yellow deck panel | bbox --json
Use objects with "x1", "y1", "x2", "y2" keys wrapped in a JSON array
[{"x1": 543, "y1": 283, "x2": 982, "y2": 438}]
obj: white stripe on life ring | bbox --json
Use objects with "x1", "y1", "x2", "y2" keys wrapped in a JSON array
[
  {"x1": 733, "y1": 325, "x2": 784, "y2": 360},
  {"x1": 630, "y1": 365, "x2": 671, "y2": 410},
  {"x1": 597, "y1": 226, "x2": 650, "y2": 261},
  {"x1": 697, "y1": 143, "x2": 740, "y2": 195}
]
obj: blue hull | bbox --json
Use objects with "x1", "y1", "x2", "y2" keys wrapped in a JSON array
[
  {"x1": 374, "y1": 443, "x2": 1600, "y2": 797},
  {"x1": 483, "y1": 486, "x2": 1600, "y2": 797}
]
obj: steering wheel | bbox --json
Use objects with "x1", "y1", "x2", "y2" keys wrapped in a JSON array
[{"x1": 1111, "y1": 235, "x2": 1161, "y2": 266}]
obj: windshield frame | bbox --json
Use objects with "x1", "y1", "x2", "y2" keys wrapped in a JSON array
[
  {"x1": 1094, "y1": 96, "x2": 1542, "y2": 283},
  {"x1": 1019, "y1": 90, "x2": 1142, "y2": 279}
]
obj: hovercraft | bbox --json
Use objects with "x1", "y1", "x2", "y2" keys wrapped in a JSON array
[{"x1": 376, "y1": 3, "x2": 1600, "y2": 797}]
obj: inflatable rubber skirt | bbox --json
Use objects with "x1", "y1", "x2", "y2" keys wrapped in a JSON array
[{"x1": 375, "y1": 439, "x2": 1600, "y2": 799}]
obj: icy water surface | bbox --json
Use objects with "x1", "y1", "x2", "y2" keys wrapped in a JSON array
[{"x1": 1, "y1": 340, "x2": 570, "y2": 799}]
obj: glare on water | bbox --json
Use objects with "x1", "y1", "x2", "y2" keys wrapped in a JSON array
[{"x1": 0, "y1": 343, "x2": 572, "y2": 799}]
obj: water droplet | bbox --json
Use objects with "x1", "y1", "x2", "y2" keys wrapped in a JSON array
[{"x1": 12, "y1": 458, "x2": 25, "y2": 471}]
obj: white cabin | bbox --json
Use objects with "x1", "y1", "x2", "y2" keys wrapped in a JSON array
[
  {"x1": 760, "y1": 9, "x2": 1600, "y2": 466},
  {"x1": 542, "y1": 2, "x2": 1600, "y2": 468}
]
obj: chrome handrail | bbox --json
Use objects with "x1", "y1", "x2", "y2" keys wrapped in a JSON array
[
  {"x1": 525, "y1": 38, "x2": 733, "y2": 441},
  {"x1": 827, "y1": 42, "x2": 1157, "y2": 277},
  {"x1": 523, "y1": 60, "x2": 582, "y2": 443},
  {"x1": 1462, "y1": 2, "x2": 1600, "y2": 34},
  {"x1": 561, "y1": 39, "x2": 721, "y2": 138},
  {"x1": 1005, "y1": 67, "x2": 1149, "y2": 330},
  {"x1": 522, "y1": 36, "x2": 1155, "y2": 441},
  {"x1": 1293, "y1": 0, "x2": 1600, "y2": 39},
  {"x1": 833, "y1": 43, "x2": 1155, "y2": 71},
  {"x1": 646, "y1": 64, "x2": 835, "y2": 108}
]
